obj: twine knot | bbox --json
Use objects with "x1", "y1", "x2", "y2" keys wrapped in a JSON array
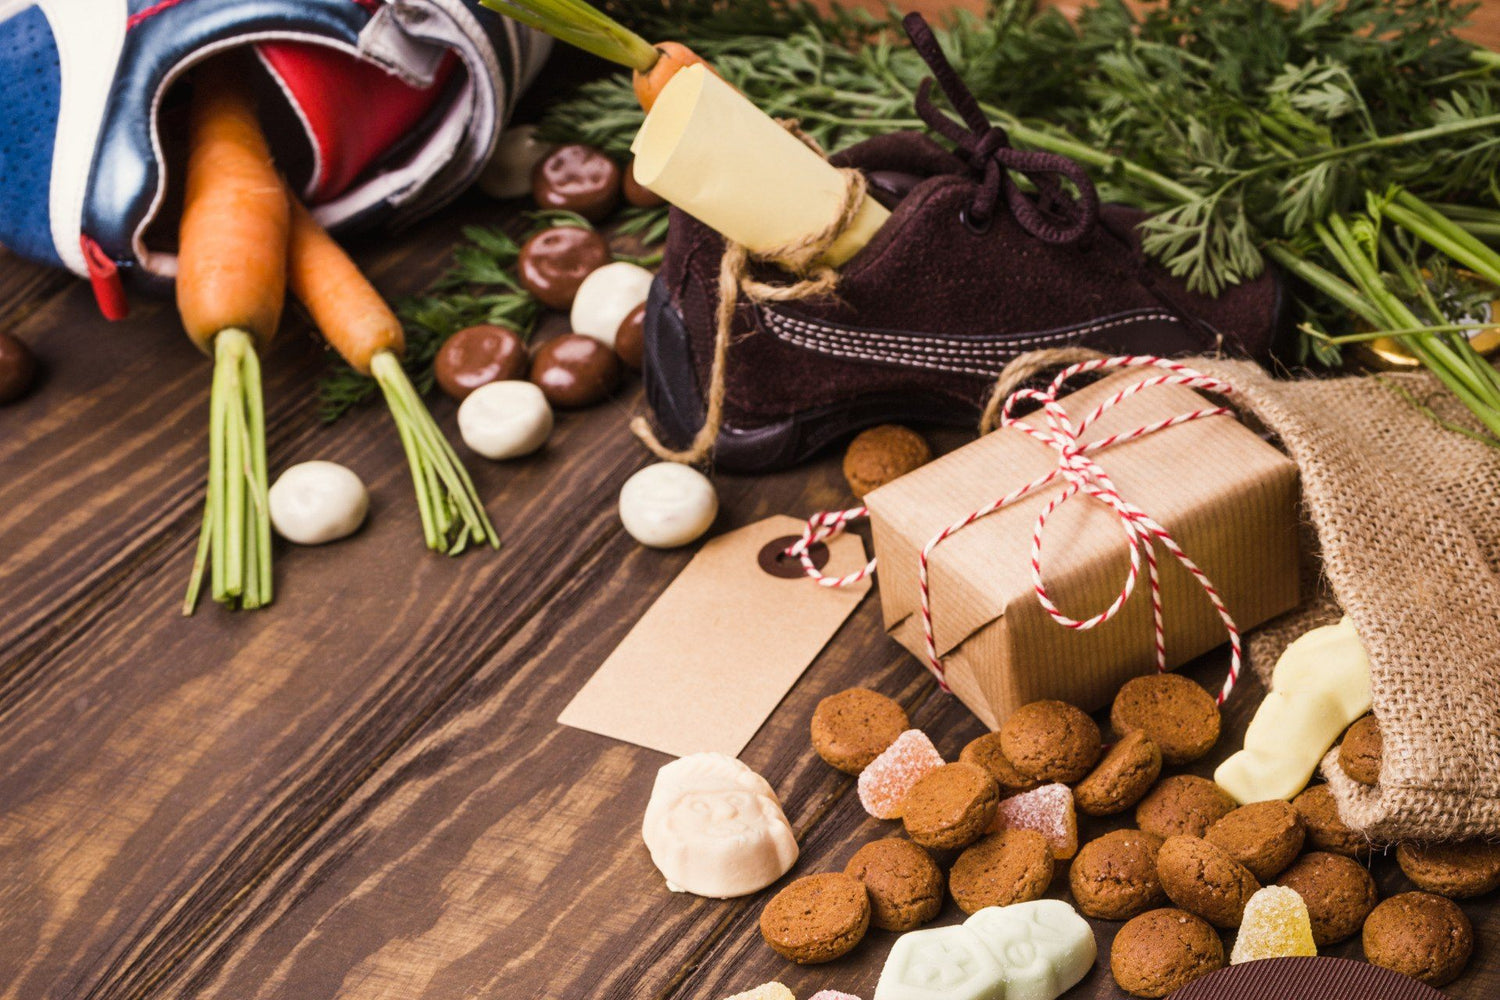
[{"x1": 787, "y1": 354, "x2": 1246, "y2": 704}]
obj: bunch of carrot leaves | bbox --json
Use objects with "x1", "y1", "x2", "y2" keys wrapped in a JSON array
[{"x1": 539, "y1": 0, "x2": 1500, "y2": 441}]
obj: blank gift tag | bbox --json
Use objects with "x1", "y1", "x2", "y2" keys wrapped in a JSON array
[{"x1": 559, "y1": 515, "x2": 871, "y2": 757}]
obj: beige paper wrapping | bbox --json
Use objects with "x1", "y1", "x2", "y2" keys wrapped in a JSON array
[
  {"x1": 865, "y1": 372, "x2": 1302, "y2": 730},
  {"x1": 630, "y1": 64, "x2": 889, "y2": 267}
]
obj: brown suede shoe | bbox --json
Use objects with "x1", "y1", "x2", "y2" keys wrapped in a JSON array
[{"x1": 641, "y1": 15, "x2": 1289, "y2": 473}]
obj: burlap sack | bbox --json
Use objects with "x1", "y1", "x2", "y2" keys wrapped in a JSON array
[{"x1": 1191, "y1": 359, "x2": 1500, "y2": 842}]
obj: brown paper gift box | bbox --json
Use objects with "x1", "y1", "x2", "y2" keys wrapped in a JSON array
[{"x1": 865, "y1": 370, "x2": 1302, "y2": 730}]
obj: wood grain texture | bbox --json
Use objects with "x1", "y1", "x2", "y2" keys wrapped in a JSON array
[{"x1": 3, "y1": 6, "x2": 1500, "y2": 999}]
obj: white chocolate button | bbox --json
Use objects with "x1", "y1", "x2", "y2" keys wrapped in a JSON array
[
  {"x1": 641, "y1": 752, "x2": 798, "y2": 899},
  {"x1": 1215, "y1": 616, "x2": 1373, "y2": 803},
  {"x1": 268, "y1": 461, "x2": 368, "y2": 545},
  {"x1": 874, "y1": 900, "x2": 1095, "y2": 1000},
  {"x1": 618, "y1": 463, "x2": 717, "y2": 548},
  {"x1": 457, "y1": 380, "x2": 553, "y2": 460},
  {"x1": 570, "y1": 261, "x2": 654, "y2": 348},
  {"x1": 477, "y1": 124, "x2": 553, "y2": 199}
]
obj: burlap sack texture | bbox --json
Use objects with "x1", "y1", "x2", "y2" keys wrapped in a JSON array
[{"x1": 1192, "y1": 359, "x2": 1500, "y2": 843}]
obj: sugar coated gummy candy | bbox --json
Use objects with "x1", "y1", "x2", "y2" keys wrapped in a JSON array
[
  {"x1": 808, "y1": 992, "x2": 863, "y2": 1000},
  {"x1": 990, "y1": 783, "x2": 1078, "y2": 859},
  {"x1": 1230, "y1": 885, "x2": 1318, "y2": 964},
  {"x1": 724, "y1": 984, "x2": 796, "y2": 1000},
  {"x1": 858, "y1": 729, "x2": 945, "y2": 820}
]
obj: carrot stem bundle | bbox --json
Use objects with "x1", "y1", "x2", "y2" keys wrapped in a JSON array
[
  {"x1": 179, "y1": 75, "x2": 289, "y2": 613},
  {"x1": 286, "y1": 199, "x2": 497, "y2": 553}
]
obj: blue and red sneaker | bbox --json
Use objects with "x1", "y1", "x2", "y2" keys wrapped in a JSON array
[{"x1": 0, "y1": 0, "x2": 548, "y2": 318}]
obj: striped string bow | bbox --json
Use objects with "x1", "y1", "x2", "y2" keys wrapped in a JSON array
[{"x1": 786, "y1": 355, "x2": 1244, "y2": 703}]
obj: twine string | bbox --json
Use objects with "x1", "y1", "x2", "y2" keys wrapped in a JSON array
[
  {"x1": 786, "y1": 354, "x2": 1245, "y2": 704},
  {"x1": 631, "y1": 122, "x2": 868, "y2": 465}
]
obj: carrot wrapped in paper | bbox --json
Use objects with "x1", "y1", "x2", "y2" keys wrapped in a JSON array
[{"x1": 479, "y1": 0, "x2": 715, "y2": 110}]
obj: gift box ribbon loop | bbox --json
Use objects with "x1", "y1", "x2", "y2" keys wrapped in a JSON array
[{"x1": 788, "y1": 355, "x2": 1246, "y2": 703}]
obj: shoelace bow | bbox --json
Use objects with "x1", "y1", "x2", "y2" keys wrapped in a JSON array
[{"x1": 904, "y1": 12, "x2": 1099, "y2": 245}]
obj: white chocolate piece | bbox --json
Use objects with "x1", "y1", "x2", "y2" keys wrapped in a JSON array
[
  {"x1": 268, "y1": 461, "x2": 368, "y2": 545},
  {"x1": 874, "y1": 900, "x2": 1095, "y2": 1000},
  {"x1": 477, "y1": 124, "x2": 553, "y2": 199},
  {"x1": 1214, "y1": 616, "x2": 1373, "y2": 803},
  {"x1": 631, "y1": 64, "x2": 889, "y2": 268},
  {"x1": 457, "y1": 380, "x2": 553, "y2": 460},
  {"x1": 570, "y1": 261, "x2": 654, "y2": 347},
  {"x1": 618, "y1": 463, "x2": 718, "y2": 548},
  {"x1": 641, "y1": 752, "x2": 797, "y2": 899}
]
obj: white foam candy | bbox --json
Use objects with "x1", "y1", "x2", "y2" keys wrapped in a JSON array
[
  {"x1": 641, "y1": 752, "x2": 798, "y2": 898},
  {"x1": 874, "y1": 900, "x2": 1096, "y2": 1000}
]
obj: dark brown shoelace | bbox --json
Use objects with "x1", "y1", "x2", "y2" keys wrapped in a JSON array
[{"x1": 904, "y1": 12, "x2": 1099, "y2": 245}]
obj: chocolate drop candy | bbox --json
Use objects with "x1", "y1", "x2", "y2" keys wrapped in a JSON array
[
  {"x1": 529, "y1": 333, "x2": 621, "y2": 408},
  {"x1": 518, "y1": 226, "x2": 612, "y2": 310},
  {"x1": 623, "y1": 158, "x2": 665, "y2": 208},
  {"x1": 0, "y1": 331, "x2": 37, "y2": 405},
  {"x1": 615, "y1": 302, "x2": 646, "y2": 371},
  {"x1": 531, "y1": 144, "x2": 621, "y2": 222},
  {"x1": 434, "y1": 324, "x2": 528, "y2": 401}
]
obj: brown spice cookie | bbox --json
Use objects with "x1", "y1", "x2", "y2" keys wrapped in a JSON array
[
  {"x1": 1135, "y1": 775, "x2": 1237, "y2": 840},
  {"x1": 1293, "y1": 784, "x2": 1372, "y2": 858},
  {"x1": 1362, "y1": 891, "x2": 1474, "y2": 988},
  {"x1": 1075, "y1": 731, "x2": 1163, "y2": 817},
  {"x1": 949, "y1": 828, "x2": 1055, "y2": 914},
  {"x1": 759, "y1": 872, "x2": 871, "y2": 964},
  {"x1": 959, "y1": 731, "x2": 1043, "y2": 796},
  {"x1": 1111, "y1": 673, "x2": 1221, "y2": 765},
  {"x1": 999, "y1": 700, "x2": 1102, "y2": 783},
  {"x1": 1397, "y1": 840, "x2": 1500, "y2": 899},
  {"x1": 902, "y1": 762, "x2": 1000, "y2": 850},
  {"x1": 1339, "y1": 715, "x2": 1382, "y2": 786},
  {"x1": 1070, "y1": 829, "x2": 1168, "y2": 921},
  {"x1": 810, "y1": 688, "x2": 909, "y2": 775},
  {"x1": 1205, "y1": 800, "x2": 1305, "y2": 882},
  {"x1": 843, "y1": 425, "x2": 931, "y2": 499},
  {"x1": 1110, "y1": 908, "x2": 1225, "y2": 998},
  {"x1": 844, "y1": 838, "x2": 944, "y2": 932},
  {"x1": 1155, "y1": 836, "x2": 1260, "y2": 928},
  {"x1": 1276, "y1": 851, "x2": 1378, "y2": 946}
]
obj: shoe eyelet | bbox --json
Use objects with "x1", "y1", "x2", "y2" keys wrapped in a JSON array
[{"x1": 960, "y1": 206, "x2": 992, "y2": 235}]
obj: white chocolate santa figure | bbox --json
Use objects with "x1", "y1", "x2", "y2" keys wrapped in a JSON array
[{"x1": 642, "y1": 752, "x2": 798, "y2": 898}]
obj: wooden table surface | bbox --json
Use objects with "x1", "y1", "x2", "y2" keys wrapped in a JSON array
[{"x1": 5, "y1": 22, "x2": 1500, "y2": 1000}]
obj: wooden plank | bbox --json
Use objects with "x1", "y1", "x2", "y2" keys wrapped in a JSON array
[
  {"x1": 0, "y1": 198, "x2": 661, "y2": 1000},
  {"x1": 0, "y1": 195, "x2": 525, "y2": 686}
]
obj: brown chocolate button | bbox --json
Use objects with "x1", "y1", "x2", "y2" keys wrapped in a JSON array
[
  {"x1": 623, "y1": 158, "x2": 665, "y2": 208},
  {"x1": 532, "y1": 144, "x2": 621, "y2": 222},
  {"x1": 0, "y1": 331, "x2": 37, "y2": 405},
  {"x1": 615, "y1": 301, "x2": 646, "y2": 371},
  {"x1": 518, "y1": 226, "x2": 612, "y2": 310},
  {"x1": 434, "y1": 324, "x2": 528, "y2": 401},
  {"x1": 1168, "y1": 956, "x2": 1447, "y2": 1000},
  {"x1": 529, "y1": 333, "x2": 621, "y2": 408}
]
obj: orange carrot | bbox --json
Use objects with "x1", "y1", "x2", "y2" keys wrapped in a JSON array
[
  {"x1": 176, "y1": 75, "x2": 289, "y2": 352},
  {"x1": 632, "y1": 41, "x2": 714, "y2": 112},
  {"x1": 286, "y1": 198, "x2": 403, "y2": 375}
]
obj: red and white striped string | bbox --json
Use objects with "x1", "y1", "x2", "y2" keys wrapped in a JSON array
[{"x1": 785, "y1": 355, "x2": 1243, "y2": 704}]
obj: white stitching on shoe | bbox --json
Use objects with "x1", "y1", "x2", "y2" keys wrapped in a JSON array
[{"x1": 760, "y1": 309, "x2": 1182, "y2": 375}]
